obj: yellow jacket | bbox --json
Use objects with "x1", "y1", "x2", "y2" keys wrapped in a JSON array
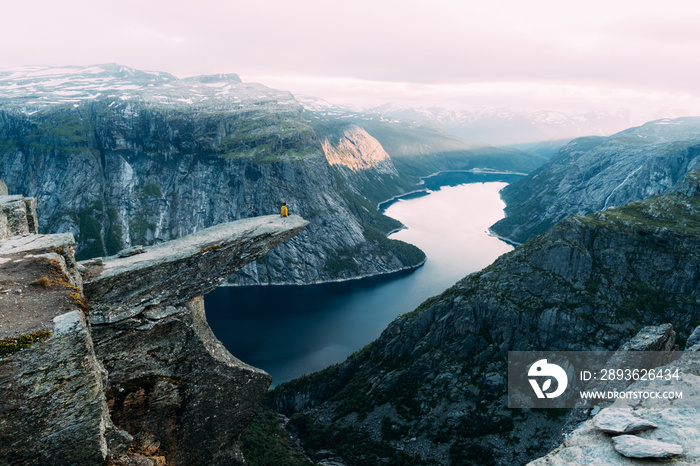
[{"x1": 281, "y1": 205, "x2": 288, "y2": 217}]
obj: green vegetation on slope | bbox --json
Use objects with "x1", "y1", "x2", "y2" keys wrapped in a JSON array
[
  {"x1": 359, "y1": 119, "x2": 547, "y2": 179},
  {"x1": 240, "y1": 407, "x2": 314, "y2": 466}
]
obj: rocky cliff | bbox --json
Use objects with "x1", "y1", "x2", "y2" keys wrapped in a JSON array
[
  {"x1": 0, "y1": 65, "x2": 546, "y2": 285},
  {"x1": 0, "y1": 65, "x2": 424, "y2": 285},
  {"x1": 269, "y1": 171, "x2": 700, "y2": 465},
  {"x1": 0, "y1": 182, "x2": 308, "y2": 465},
  {"x1": 491, "y1": 117, "x2": 700, "y2": 244}
]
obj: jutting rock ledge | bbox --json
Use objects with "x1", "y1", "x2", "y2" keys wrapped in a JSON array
[{"x1": 0, "y1": 182, "x2": 308, "y2": 465}]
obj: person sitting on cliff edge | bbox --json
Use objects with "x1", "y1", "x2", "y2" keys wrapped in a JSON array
[{"x1": 280, "y1": 202, "x2": 288, "y2": 217}]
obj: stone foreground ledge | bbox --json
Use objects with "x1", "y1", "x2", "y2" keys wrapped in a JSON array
[
  {"x1": 82, "y1": 215, "x2": 309, "y2": 324},
  {"x1": 0, "y1": 311, "x2": 114, "y2": 465}
]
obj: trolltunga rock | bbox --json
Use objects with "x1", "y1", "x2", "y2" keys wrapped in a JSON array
[{"x1": 81, "y1": 215, "x2": 308, "y2": 324}]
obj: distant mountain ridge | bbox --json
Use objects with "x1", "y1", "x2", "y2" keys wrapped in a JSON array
[
  {"x1": 491, "y1": 117, "x2": 700, "y2": 244},
  {"x1": 0, "y1": 63, "x2": 253, "y2": 111},
  {"x1": 296, "y1": 95, "x2": 631, "y2": 146}
]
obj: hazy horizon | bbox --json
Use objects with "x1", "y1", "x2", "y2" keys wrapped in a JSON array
[{"x1": 2, "y1": 0, "x2": 700, "y2": 118}]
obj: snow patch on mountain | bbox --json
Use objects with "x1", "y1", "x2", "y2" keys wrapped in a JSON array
[{"x1": 0, "y1": 64, "x2": 297, "y2": 113}]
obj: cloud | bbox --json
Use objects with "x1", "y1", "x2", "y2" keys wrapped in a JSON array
[
  {"x1": 127, "y1": 29, "x2": 188, "y2": 45},
  {"x1": 252, "y1": 74, "x2": 700, "y2": 114},
  {"x1": 1, "y1": 0, "x2": 699, "y2": 113}
]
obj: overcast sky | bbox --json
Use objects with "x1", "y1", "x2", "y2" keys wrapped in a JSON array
[{"x1": 3, "y1": 0, "x2": 700, "y2": 114}]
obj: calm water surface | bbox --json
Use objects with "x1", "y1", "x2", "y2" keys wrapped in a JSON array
[{"x1": 205, "y1": 176, "x2": 516, "y2": 384}]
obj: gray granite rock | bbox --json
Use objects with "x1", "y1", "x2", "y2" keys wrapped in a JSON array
[
  {"x1": 116, "y1": 246, "x2": 146, "y2": 257},
  {"x1": 0, "y1": 84, "x2": 429, "y2": 286},
  {"x1": 686, "y1": 325, "x2": 700, "y2": 351},
  {"x1": 0, "y1": 311, "x2": 118, "y2": 465},
  {"x1": 1, "y1": 185, "x2": 307, "y2": 464},
  {"x1": 0, "y1": 232, "x2": 82, "y2": 290},
  {"x1": 93, "y1": 296, "x2": 271, "y2": 465},
  {"x1": 82, "y1": 214, "x2": 308, "y2": 324},
  {"x1": 619, "y1": 324, "x2": 676, "y2": 351},
  {"x1": 529, "y1": 350, "x2": 700, "y2": 465},
  {"x1": 0, "y1": 194, "x2": 38, "y2": 239},
  {"x1": 593, "y1": 410, "x2": 657, "y2": 435},
  {"x1": 612, "y1": 435, "x2": 683, "y2": 459}
]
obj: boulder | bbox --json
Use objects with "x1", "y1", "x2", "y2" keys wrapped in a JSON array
[
  {"x1": 619, "y1": 323, "x2": 675, "y2": 352},
  {"x1": 612, "y1": 435, "x2": 683, "y2": 459},
  {"x1": 0, "y1": 194, "x2": 39, "y2": 240},
  {"x1": 593, "y1": 410, "x2": 657, "y2": 435},
  {"x1": 686, "y1": 325, "x2": 700, "y2": 351}
]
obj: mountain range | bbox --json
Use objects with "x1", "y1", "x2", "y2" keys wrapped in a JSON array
[
  {"x1": 297, "y1": 95, "x2": 632, "y2": 146},
  {"x1": 491, "y1": 117, "x2": 700, "y2": 244},
  {"x1": 0, "y1": 64, "x2": 544, "y2": 285},
  {"x1": 3, "y1": 64, "x2": 700, "y2": 466}
]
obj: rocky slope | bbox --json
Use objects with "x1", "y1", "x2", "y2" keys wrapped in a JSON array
[
  {"x1": 491, "y1": 117, "x2": 700, "y2": 244},
  {"x1": 269, "y1": 171, "x2": 700, "y2": 465},
  {"x1": 0, "y1": 65, "x2": 544, "y2": 285},
  {"x1": 0, "y1": 183, "x2": 308, "y2": 464},
  {"x1": 530, "y1": 338, "x2": 700, "y2": 465}
]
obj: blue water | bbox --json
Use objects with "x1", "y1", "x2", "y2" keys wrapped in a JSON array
[{"x1": 204, "y1": 174, "x2": 516, "y2": 385}]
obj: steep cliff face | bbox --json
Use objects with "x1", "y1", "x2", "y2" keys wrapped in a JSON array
[
  {"x1": 491, "y1": 117, "x2": 700, "y2": 244},
  {"x1": 269, "y1": 171, "x2": 700, "y2": 465},
  {"x1": 322, "y1": 125, "x2": 398, "y2": 176},
  {"x1": 350, "y1": 118, "x2": 547, "y2": 182},
  {"x1": 0, "y1": 90, "x2": 423, "y2": 284},
  {"x1": 0, "y1": 65, "x2": 549, "y2": 285},
  {"x1": 0, "y1": 183, "x2": 309, "y2": 464}
]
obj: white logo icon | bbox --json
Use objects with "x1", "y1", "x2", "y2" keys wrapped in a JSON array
[{"x1": 528, "y1": 359, "x2": 568, "y2": 399}]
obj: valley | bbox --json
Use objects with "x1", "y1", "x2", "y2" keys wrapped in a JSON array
[{"x1": 1, "y1": 64, "x2": 700, "y2": 466}]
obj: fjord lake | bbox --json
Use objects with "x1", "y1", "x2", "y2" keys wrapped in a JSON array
[{"x1": 205, "y1": 173, "x2": 520, "y2": 385}]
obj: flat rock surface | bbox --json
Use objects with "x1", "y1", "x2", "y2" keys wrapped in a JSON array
[
  {"x1": 82, "y1": 215, "x2": 308, "y2": 324},
  {"x1": 0, "y1": 233, "x2": 82, "y2": 339},
  {"x1": 0, "y1": 233, "x2": 75, "y2": 256},
  {"x1": 593, "y1": 410, "x2": 657, "y2": 435},
  {"x1": 612, "y1": 435, "x2": 683, "y2": 458}
]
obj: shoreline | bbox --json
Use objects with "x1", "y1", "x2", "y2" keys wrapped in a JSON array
[
  {"x1": 377, "y1": 168, "x2": 526, "y2": 211},
  {"x1": 224, "y1": 169, "x2": 521, "y2": 288},
  {"x1": 421, "y1": 168, "x2": 528, "y2": 179},
  {"x1": 486, "y1": 228, "x2": 522, "y2": 247},
  {"x1": 220, "y1": 256, "x2": 427, "y2": 288},
  {"x1": 377, "y1": 188, "x2": 429, "y2": 212}
]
